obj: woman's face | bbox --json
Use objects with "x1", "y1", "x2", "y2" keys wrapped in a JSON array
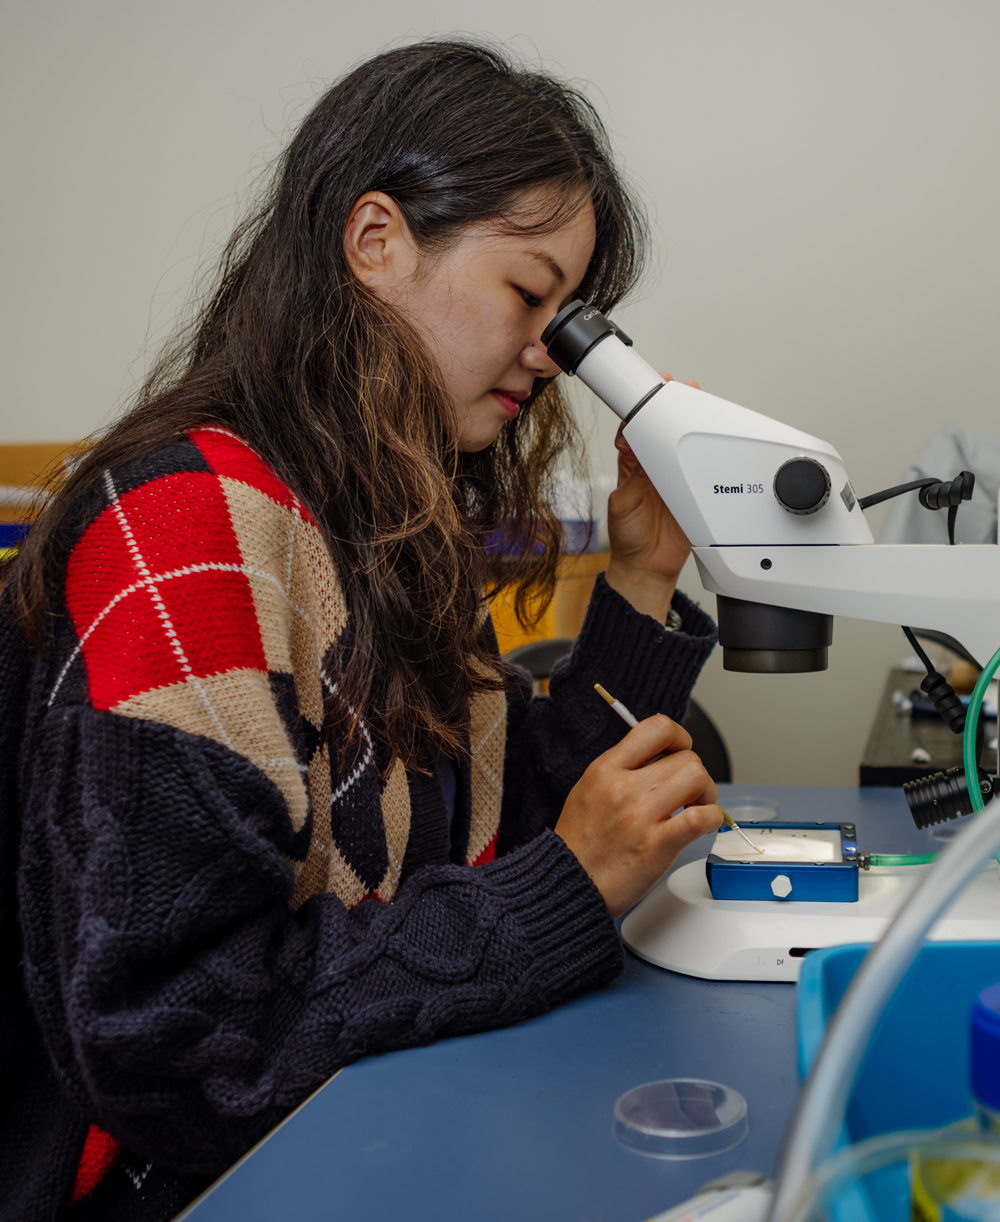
[{"x1": 345, "y1": 190, "x2": 597, "y2": 451}]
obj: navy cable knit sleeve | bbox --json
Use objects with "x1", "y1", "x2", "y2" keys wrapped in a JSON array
[
  {"x1": 497, "y1": 574, "x2": 718, "y2": 852},
  {"x1": 18, "y1": 704, "x2": 619, "y2": 1178}
]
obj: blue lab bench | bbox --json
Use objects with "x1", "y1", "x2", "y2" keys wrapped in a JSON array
[{"x1": 180, "y1": 784, "x2": 949, "y2": 1222}]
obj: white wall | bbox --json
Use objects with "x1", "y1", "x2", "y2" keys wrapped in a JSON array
[{"x1": 4, "y1": 1, "x2": 999, "y2": 785}]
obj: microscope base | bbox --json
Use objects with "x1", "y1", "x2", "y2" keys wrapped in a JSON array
[{"x1": 621, "y1": 860, "x2": 1000, "y2": 982}]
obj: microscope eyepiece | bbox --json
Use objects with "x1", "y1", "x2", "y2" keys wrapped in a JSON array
[
  {"x1": 541, "y1": 301, "x2": 661, "y2": 422},
  {"x1": 540, "y1": 300, "x2": 632, "y2": 376},
  {"x1": 540, "y1": 299, "x2": 584, "y2": 349}
]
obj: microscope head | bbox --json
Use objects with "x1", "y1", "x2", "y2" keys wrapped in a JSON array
[{"x1": 542, "y1": 302, "x2": 875, "y2": 673}]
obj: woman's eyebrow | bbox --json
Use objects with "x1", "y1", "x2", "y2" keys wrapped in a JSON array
[{"x1": 526, "y1": 250, "x2": 565, "y2": 284}]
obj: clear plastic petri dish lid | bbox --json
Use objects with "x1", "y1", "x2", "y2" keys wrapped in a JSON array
[
  {"x1": 724, "y1": 797, "x2": 779, "y2": 823},
  {"x1": 614, "y1": 1078, "x2": 749, "y2": 1160}
]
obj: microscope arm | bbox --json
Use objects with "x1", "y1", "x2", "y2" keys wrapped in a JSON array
[{"x1": 695, "y1": 544, "x2": 1000, "y2": 670}]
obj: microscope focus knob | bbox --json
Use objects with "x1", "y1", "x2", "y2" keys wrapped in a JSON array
[{"x1": 773, "y1": 458, "x2": 831, "y2": 515}]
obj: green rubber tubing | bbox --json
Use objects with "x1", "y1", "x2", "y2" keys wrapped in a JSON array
[
  {"x1": 870, "y1": 853, "x2": 938, "y2": 866},
  {"x1": 867, "y1": 657, "x2": 1000, "y2": 870},
  {"x1": 875, "y1": 656, "x2": 1000, "y2": 866},
  {"x1": 965, "y1": 645, "x2": 1000, "y2": 818}
]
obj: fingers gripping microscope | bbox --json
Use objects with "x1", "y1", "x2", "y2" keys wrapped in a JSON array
[{"x1": 541, "y1": 302, "x2": 1000, "y2": 981}]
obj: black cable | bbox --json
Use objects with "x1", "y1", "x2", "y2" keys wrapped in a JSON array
[
  {"x1": 857, "y1": 478, "x2": 940, "y2": 511},
  {"x1": 919, "y1": 471, "x2": 975, "y2": 510},
  {"x1": 948, "y1": 503, "x2": 958, "y2": 545},
  {"x1": 899, "y1": 623, "x2": 992, "y2": 827},
  {"x1": 857, "y1": 471, "x2": 975, "y2": 521},
  {"x1": 901, "y1": 625, "x2": 969, "y2": 738},
  {"x1": 902, "y1": 626, "x2": 935, "y2": 674},
  {"x1": 901, "y1": 627, "x2": 986, "y2": 764}
]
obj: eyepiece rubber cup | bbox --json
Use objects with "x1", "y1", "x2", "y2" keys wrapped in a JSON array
[
  {"x1": 541, "y1": 300, "x2": 631, "y2": 375},
  {"x1": 540, "y1": 300, "x2": 586, "y2": 348}
]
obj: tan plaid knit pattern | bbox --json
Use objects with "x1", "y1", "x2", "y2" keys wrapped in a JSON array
[
  {"x1": 75, "y1": 429, "x2": 505, "y2": 912},
  {"x1": 467, "y1": 689, "x2": 507, "y2": 865}
]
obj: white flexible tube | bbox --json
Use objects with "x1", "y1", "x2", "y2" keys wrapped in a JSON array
[{"x1": 768, "y1": 794, "x2": 1000, "y2": 1222}]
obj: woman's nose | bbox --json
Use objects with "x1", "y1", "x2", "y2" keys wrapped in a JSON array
[{"x1": 521, "y1": 341, "x2": 560, "y2": 379}]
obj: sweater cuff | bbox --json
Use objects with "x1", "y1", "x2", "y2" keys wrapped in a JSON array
[
  {"x1": 559, "y1": 573, "x2": 717, "y2": 723},
  {"x1": 476, "y1": 830, "x2": 623, "y2": 1001}
]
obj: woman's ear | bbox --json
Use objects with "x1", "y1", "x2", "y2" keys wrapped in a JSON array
[{"x1": 343, "y1": 191, "x2": 419, "y2": 293}]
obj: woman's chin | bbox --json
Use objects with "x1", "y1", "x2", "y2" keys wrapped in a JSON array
[{"x1": 457, "y1": 425, "x2": 506, "y2": 453}]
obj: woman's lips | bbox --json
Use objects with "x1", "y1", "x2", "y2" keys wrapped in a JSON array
[{"x1": 491, "y1": 390, "x2": 522, "y2": 418}]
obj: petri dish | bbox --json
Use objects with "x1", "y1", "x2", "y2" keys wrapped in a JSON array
[
  {"x1": 614, "y1": 1078, "x2": 749, "y2": 1159},
  {"x1": 723, "y1": 796, "x2": 779, "y2": 823}
]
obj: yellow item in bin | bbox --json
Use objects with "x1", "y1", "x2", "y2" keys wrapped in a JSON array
[
  {"x1": 911, "y1": 1117, "x2": 1000, "y2": 1222},
  {"x1": 911, "y1": 983, "x2": 1000, "y2": 1222}
]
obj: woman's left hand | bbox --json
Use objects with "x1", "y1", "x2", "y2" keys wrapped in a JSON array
[{"x1": 604, "y1": 374, "x2": 699, "y2": 622}]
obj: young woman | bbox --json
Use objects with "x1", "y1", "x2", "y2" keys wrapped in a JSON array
[{"x1": 0, "y1": 40, "x2": 721, "y2": 1221}]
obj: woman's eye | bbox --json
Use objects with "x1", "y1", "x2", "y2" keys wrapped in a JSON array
[{"x1": 519, "y1": 288, "x2": 543, "y2": 308}]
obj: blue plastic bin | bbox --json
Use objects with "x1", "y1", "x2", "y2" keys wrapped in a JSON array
[
  {"x1": 0, "y1": 522, "x2": 30, "y2": 548},
  {"x1": 797, "y1": 942, "x2": 1000, "y2": 1221}
]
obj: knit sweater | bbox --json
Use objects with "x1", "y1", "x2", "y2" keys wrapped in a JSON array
[{"x1": 0, "y1": 428, "x2": 717, "y2": 1221}]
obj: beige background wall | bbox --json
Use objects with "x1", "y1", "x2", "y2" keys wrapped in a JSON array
[{"x1": 4, "y1": 1, "x2": 999, "y2": 785}]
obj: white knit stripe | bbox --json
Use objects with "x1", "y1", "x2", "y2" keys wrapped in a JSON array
[
  {"x1": 192, "y1": 425, "x2": 243, "y2": 442},
  {"x1": 48, "y1": 561, "x2": 318, "y2": 706},
  {"x1": 258, "y1": 758, "x2": 310, "y2": 773},
  {"x1": 321, "y1": 673, "x2": 376, "y2": 807},
  {"x1": 328, "y1": 750, "x2": 373, "y2": 807},
  {"x1": 123, "y1": 1163, "x2": 153, "y2": 1192},
  {"x1": 317, "y1": 669, "x2": 404, "y2": 898},
  {"x1": 101, "y1": 471, "x2": 234, "y2": 750}
]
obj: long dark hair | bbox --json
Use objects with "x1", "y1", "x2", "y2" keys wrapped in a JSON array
[{"x1": 8, "y1": 39, "x2": 647, "y2": 768}]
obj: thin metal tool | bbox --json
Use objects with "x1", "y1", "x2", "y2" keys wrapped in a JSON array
[{"x1": 594, "y1": 683, "x2": 764, "y2": 854}]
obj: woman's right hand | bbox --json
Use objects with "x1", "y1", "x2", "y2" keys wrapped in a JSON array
[{"x1": 554, "y1": 715, "x2": 722, "y2": 919}]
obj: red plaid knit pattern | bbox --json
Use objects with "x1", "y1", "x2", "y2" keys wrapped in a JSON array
[
  {"x1": 56, "y1": 426, "x2": 504, "y2": 898},
  {"x1": 69, "y1": 1126, "x2": 124, "y2": 1206},
  {"x1": 65, "y1": 436, "x2": 276, "y2": 712}
]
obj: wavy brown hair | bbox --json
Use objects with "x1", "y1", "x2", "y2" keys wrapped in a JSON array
[{"x1": 8, "y1": 39, "x2": 647, "y2": 768}]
